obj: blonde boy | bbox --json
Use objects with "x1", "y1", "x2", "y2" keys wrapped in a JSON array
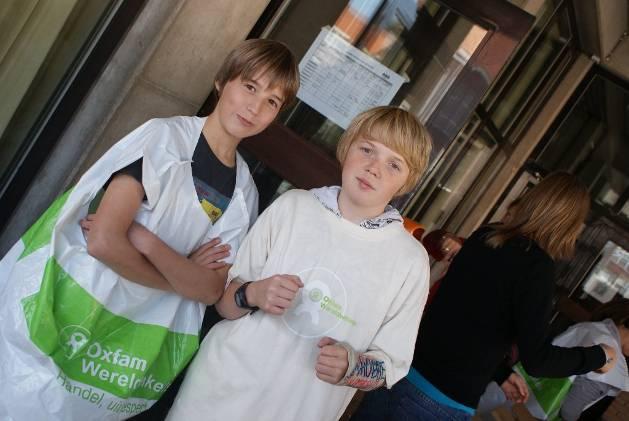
[{"x1": 168, "y1": 106, "x2": 433, "y2": 421}]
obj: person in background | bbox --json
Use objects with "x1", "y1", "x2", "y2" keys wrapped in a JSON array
[
  {"x1": 422, "y1": 229, "x2": 463, "y2": 305},
  {"x1": 424, "y1": 197, "x2": 520, "y2": 301},
  {"x1": 559, "y1": 299, "x2": 629, "y2": 421},
  {"x1": 501, "y1": 196, "x2": 521, "y2": 224},
  {"x1": 352, "y1": 172, "x2": 617, "y2": 420}
]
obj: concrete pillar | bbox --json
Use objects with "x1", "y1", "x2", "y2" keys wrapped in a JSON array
[{"x1": 77, "y1": 0, "x2": 272, "y2": 175}]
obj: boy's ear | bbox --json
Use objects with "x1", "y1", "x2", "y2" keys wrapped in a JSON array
[{"x1": 214, "y1": 80, "x2": 221, "y2": 95}]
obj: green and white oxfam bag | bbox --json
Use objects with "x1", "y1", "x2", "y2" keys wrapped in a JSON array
[
  {"x1": 0, "y1": 117, "x2": 255, "y2": 420},
  {"x1": 513, "y1": 363, "x2": 573, "y2": 421}
]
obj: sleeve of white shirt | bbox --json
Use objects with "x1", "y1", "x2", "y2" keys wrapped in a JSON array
[
  {"x1": 364, "y1": 254, "x2": 430, "y2": 389},
  {"x1": 225, "y1": 193, "x2": 278, "y2": 287}
]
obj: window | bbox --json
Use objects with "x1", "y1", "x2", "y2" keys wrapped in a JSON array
[
  {"x1": 404, "y1": 0, "x2": 577, "y2": 234},
  {"x1": 238, "y1": 0, "x2": 532, "y2": 210}
]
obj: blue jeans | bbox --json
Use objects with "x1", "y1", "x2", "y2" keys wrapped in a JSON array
[{"x1": 351, "y1": 378, "x2": 472, "y2": 421}]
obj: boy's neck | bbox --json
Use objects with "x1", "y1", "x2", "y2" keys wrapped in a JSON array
[
  {"x1": 202, "y1": 113, "x2": 239, "y2": 167},
  {"x1": 337, "y1": 188, "x2": 386, "y2": 224}
]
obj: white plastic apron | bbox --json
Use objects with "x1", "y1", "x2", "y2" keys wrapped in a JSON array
[{"x1": 0, "y1": 116, "x2": 257, "y2": 420}]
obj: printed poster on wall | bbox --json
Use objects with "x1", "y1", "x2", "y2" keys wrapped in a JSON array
[{"x1": 296, "y1": 27, "x2": 406, "y2": 130}]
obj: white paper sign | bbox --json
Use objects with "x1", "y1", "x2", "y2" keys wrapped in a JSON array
[{"x1": 297, "y1": 27, "x2": 406, "y2": 129}]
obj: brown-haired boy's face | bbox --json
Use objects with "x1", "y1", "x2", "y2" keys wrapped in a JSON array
[
  {"x1": 341, "y1": 137, "x2": 409, "y2": 210},
  {"x1": 214, "y1": 72, "x2": 285, "y2": 140}
]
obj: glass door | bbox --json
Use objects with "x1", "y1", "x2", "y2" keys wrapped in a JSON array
[
  {"x1": 0, "y1": 0, "x2": 146, "y2": 231},
  {"x1": 404, "y1": 0, "x2": 579, "y2": 234},
  {"x1": 236, "y1": 0, "x2": 534, "y2": 210}
]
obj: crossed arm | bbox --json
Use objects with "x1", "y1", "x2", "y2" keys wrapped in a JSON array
[{"x1": 82, "y1": 174, "x2": 229, "y2": 304}]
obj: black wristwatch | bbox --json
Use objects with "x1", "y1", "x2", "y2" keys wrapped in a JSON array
[{"x1": 234, "y1": 281, "x2": 258, "y2": 311}]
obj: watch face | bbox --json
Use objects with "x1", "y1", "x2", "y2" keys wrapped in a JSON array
[
  {"x1": 235, "y1": 286, "x2": 246, "y2": 308},
  {"x1": 235, "y1": 282, "x2": 254, "y2": 310}
]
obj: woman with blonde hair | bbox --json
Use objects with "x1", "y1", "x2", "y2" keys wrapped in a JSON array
[{"x1": 352, "y1": 172, "x2": 617, "y2": 420}]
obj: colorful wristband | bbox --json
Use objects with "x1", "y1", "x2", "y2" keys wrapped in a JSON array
[{"x1": 336, "y1": 342, "x2": 358, "y2": 386}]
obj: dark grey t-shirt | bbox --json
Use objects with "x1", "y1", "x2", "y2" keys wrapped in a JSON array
[
  {"x1": 108, "y1": 133, "x2": 236, "y2": 223},
  {"x1": 560, "y1": 376, "x2": 614, "y2": 421}
]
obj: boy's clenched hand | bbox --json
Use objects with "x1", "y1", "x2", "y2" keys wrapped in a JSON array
[
  {"x1": 315, "y1": 337, "x2": 349, "y2": 384},
  {"x1": 248, "y1": 275, "x2": 303, "y2": 315}
]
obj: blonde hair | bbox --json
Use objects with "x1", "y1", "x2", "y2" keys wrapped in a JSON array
[
  {"x1": 336, "y1": 106, "x2": 432, "y2": 195},
  {"x1": 486, "y1": 172, "x2": 590, "y2": 260},
  {"x1": 215, "y1": 39, "x2": 300, "y2": 110}
]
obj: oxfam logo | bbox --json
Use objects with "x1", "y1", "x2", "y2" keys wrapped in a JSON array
[
  {"x1": 309, "y1": 288, "x2": 323, "y2": 302},
  {"x1": 59, "y1": 325, "x2": 91, "y2": 359},
  {"x1": 283, "y1": 267, "x2": 347, "y2": 338}
]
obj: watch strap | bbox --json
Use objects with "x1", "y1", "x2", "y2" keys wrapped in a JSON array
[{"x1": 234, "y1": 281, "x2": 258, "y2": 311}]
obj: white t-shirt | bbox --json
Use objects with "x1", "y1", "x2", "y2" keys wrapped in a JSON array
[{"x1": 168, "y1": 189, "x2": 430, "y2": 421}]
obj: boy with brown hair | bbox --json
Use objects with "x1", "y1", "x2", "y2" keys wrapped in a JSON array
[
  {"x1": 83, "y1": 38, "x2": 300, "y2": 303},
  {"x1": 0, "y1": 39, "x2": 299, "y2": 420},
  {"x1": 168, "y1": 106, "x2": 433, "y2": 421}
]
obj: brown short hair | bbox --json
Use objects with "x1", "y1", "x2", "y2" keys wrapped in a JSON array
[
  {"x1": 486, "y1": 172, "x2": 590, "y2": 260},
  {"x1": 336, "y1": 106, "x2": 432, "y2": 195},
  {"x1": 215, "y1": 39, "x2": 300, "y2": 110}
]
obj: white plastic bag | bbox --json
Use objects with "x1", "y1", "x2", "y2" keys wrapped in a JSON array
[
  {"x1": 0, "y1": 117, "x2": 254, "y2": 420},
  {"x1": 519, "y1": 319, "x2": 628, "y2": 420}
]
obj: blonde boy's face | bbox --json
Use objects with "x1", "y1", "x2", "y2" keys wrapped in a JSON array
[
  {"x1": 341, "y1": 137, "x2": 410, "y2": 210},
  {"x1": 214, "y1": 72, "x2": 285, "y2": 140}
]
